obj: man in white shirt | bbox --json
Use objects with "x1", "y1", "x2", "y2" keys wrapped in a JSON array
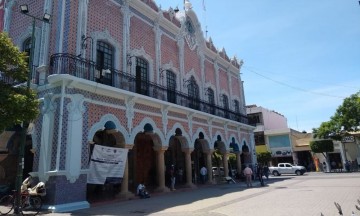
[
  {"x1": 200, "y1": 166, "x2": 207, "y2": 184},
  {"x1": 243, "y1": 165, "x2": 253, "y2": 187},
  {"x1": 137, "y1": 182, "x2": 146, "y2": 198}
]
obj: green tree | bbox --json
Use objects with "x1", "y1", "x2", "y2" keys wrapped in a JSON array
[
  {"x1": 0, "y1": 32, "x2": 39, "y2": 130},
  {"x1": 256, "y1": 151, "x2": 272, "y2": 165},
  {"x1": 312, "y1": 91, "x2": 360, "y2": 140},
  {"x1": 310, "y1": 139, "x2": 334, "y2": 172}
]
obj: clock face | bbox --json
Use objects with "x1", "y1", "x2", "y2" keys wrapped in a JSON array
[{"x1": 185, "y1": 19, "x2": 196, "y2": 50}]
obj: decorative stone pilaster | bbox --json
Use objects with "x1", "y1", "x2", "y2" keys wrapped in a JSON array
[
  {"x1": 161, "y1": 106, "x2": 169, "y2": 137},
  {"x1": 183, "y1": 148, "x2": 196, "y2": 188},
  {"x1": 126, "y1": 96, "x2": 135, "y2": 133},
  {"x1": 65, "y1": 94, "x2": 85, "y2": 183},
  {"x1": 38, "y1": 94, "x2": 56, "y2": 182}
]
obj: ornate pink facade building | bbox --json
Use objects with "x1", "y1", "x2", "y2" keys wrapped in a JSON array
[{"x1": 2, "y1": 0, "x2": 255, "y2": 212}]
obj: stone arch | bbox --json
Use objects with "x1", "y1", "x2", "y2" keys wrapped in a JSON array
[
  {"x1": 228, "y1": 136, "x2": 241, "y2": 177},
  {"x1": 241, "y1": 139, "x2": 252, "y2": 167},
  {"x1": 210, "y1": 131, "x2": 227, "y2": 151},
  {"x1": 86, "y1": 114, "x2": 128, "y2": 203},
  {"x1": 191, "y1": 129, "x2": 211, "y2": 184},
  {"x1": 191, "y1": 127, "x2": 210, "y2": 151},
  {"x1": 87, "y1": 114, "x2": 129, "y2": 145},
  {"x1": 228, "y1": 135, "x2": 240, "y2": 153},
  {"x1": 130, "y1": 117, "x2": 165, "y2": 147},
  {"x1": 166, "y1": 122, "x2": 191, "y2": 149}
]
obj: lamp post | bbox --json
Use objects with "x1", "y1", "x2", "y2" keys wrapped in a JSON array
[
  {"x1": 81, "y1": 35, "x2": 94, "y2": 62},
  {"x1": 16, "y1": 5, "x2": 51, "y2": 214}
]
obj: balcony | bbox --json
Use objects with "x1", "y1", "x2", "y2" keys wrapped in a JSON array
[{"x1": 48, "y1": 53, "x2": 249, "y2": 124}]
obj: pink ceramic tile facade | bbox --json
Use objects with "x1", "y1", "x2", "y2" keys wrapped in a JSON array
[{"x1": 3, "y1": 0, "x2": 255, "y2": 210}]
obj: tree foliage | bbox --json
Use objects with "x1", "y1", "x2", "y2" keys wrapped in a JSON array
[
  {"x1": 0, "y1": 32, "x2": 39, "y2": 130},
  {"x1": 312, "y1": 91, "x2": 360, "y2": 139},
  {"x1": 256, "y1": 151, "x2": 272, "y2": 165},
  {"x1": 310, "y1": 139, "x2": 334, "y2": 155}
]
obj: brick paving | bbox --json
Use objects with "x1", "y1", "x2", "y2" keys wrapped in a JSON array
[{"x1": 45, "y1": 172, "x2": 360, "y2": 216}]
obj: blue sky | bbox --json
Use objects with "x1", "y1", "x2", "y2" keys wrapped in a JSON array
[{"x1": 155, "y1": 0, "x2": 360, "y2": 132}]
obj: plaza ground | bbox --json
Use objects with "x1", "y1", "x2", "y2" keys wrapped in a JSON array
[{"x1": 44, "y1": 172, "x2": 360, "y2": 216}]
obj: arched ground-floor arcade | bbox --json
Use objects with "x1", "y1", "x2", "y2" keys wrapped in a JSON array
[{"x1": 18, "y1": 77, "x2": 255, "y2": 212}]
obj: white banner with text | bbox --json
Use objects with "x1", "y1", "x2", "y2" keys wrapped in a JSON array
[{"x1": 87, "y1": 144, "x2": 128, "y2": 184}]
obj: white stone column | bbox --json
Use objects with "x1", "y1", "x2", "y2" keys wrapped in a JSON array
[
  {"x1": 118, "y1": 145, "x2": 135, "y2": 199},
  {"x1": 223, "y1": 152, "x2": 229, "y2": 177},
  {"x1": 236, "y1": 152, "x2": 242, "y2": 175},
  {"x1": 206, "y1": 151, "x2": 213, "y2": 184},
  {"x1": 154, "y1": 147, "x2": 169, "y2": 192},
  {"x1": 184, "y1": 148, "x2": 196, "y2": 188}
]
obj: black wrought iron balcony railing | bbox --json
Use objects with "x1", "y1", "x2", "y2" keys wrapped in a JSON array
[{"x1": 49, "y1": 53, "x2": 249, "y2": 125}]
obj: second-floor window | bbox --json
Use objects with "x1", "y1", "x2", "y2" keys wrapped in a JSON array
[
  {"x1": 234, "y1": 100, "x2": 240, "y2": 113},
  {"x1": 96, "y1": 41, "x2": 113, "y2": 70},
  {"x1": 166, "y1": 70, "x2": 176, "y2": 103},
  {"x1": 135, "y1": 57, "x2": 149, "y2": 95},
  {"x1": 248, "y1": 113, "x2": 262, "y2": 125},
  {"x1": 207, "y1": 88, "x2": 215, "y2": 114},
  {"x1": 188, "y1": 76, "x2": 199, "y2": 110},
  {"x1": 96, "y1": 41, "x2": 113, "y2": 85},
  {"x1": 222, "y1": 94, "x2": 229, "y2": 109},
  {"x1": 222, "y1": 94, "x2": 229, "y2": 118}
]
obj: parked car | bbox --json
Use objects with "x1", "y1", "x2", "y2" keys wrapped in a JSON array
[
  {"x1": 212, "y1": 167, "x2": 224, "y2": 176},
  {"x1": 269, "y1": 163, "x2": 306, "y2": 176}
]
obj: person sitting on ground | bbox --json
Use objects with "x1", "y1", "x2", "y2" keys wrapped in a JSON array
[{"x1": 137, "y1": 181, "x2": 150, "y2": 198}]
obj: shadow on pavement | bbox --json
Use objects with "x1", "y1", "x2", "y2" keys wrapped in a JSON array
[{"x1": 55, "y1": 177, "x2": 294, "y2": 216}]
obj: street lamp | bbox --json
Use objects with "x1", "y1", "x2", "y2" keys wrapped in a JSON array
[
  {"x1": 81, "y1": 35, "x2": 94, "y2": 62},
  {"x1": 17, "y1": 5, "x2": 51, "y2": 214}
]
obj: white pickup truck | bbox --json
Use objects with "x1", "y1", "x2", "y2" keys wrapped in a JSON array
[{"x1": 269, "y1": 163, "x2": 306, "y2": 176}]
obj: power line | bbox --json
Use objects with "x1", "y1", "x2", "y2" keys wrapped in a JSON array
[
  {"x1": 243, "y1": 66, "x2": 358, "y2": 90},
  {"x1": 243, "y1": 66, "x2": 347, "y2": 99}
]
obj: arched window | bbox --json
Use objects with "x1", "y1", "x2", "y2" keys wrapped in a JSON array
[
  {"x1": 207, "y1": 88, "x2": 215, "y2": 115},
  {"x1": 222, "y1": 94, "x2": 229, "y2": 118},
  {"x1": 96, "y1": 41, "x2": 114, "y2": 85},
  {"x1": 135, "y1": 57, "x2": 149, "y2": 95},
  {"x1": 187, "y1": 76, "x2": 199, "y2": 110},
  {"x1": 166, "y1": 70, "x2": 176, "y2": 103},
  {"x1": 234, "y1": 100, "x2": 240, "y2": 113},
  {"x1": 23, "y1": 37, "x2": 32, "y2": 56}
]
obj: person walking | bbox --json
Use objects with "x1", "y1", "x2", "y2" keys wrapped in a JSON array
[
  {"x1": 257, "y1": 164, "x2": 264, "y2": 186},
  {"x1": 263, "y1": 165, "x2": 269, "y2": 180},
  {"x1": 170, "y1": 165, "x2": 176, "y2": 191},
  {"x1": 243, "y1": 165, "x2": 253, "y2": 187},
  {"x1": 200, "y1": 166, "x2": 207, "y2": 184}
]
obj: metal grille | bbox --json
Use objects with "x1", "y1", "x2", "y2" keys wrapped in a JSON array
[
  {"x1": 96, "y1": 41, "x2": 113, "y2": 70},
  {"x1": 135, "y1": 57, "x2": 148, "y2": 95},
  {"x1": 166, "y1": 70, "x2": 176, "y2": 103}
]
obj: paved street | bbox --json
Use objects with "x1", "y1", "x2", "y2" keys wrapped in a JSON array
[{"x1": 49, "y1": 172, "x2": 360, "y2": 216}]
